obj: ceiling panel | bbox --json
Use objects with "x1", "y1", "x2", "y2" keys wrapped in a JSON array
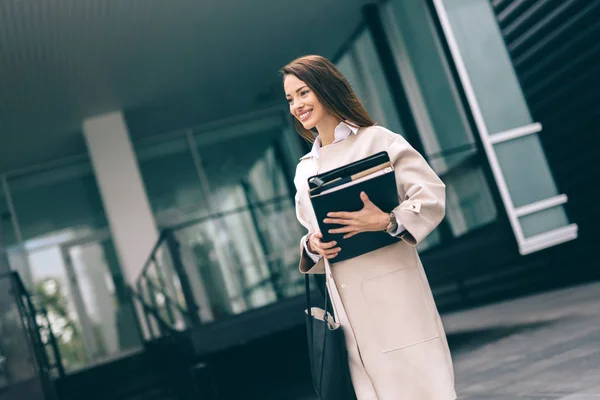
[{"x1": 0, "y1": 0, "x2": 371, "y2": 173}]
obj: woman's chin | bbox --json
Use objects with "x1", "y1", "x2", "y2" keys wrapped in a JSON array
[{"x1": 300, "y1": 119, "x2": 317, "y2": 130}]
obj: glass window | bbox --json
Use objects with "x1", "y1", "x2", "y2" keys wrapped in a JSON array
[
  {"x1": 4, "y1": 161, "x2": 141, "y2": 371},
  {"x1": 168, "y1": 123, "x2": 305, "y2": 322},
  {"x1": 7, "y1": 161, "x2": 107, "y2": 241},
  {"x1": 493, "y1": 134, "x2": 560, "y2": 208},
  {"x1": 336, "y1": 32, "x2": 405, "y2": 137},
  {"x1": 519, "y1": 206, "x2": 569, "y2": 238},
  {"x1": 136, "y1": 137, "x2": 209, "y2": 227},
  {"x1": 431, "y1": 0, "x2": 574, "y2": 252},
  {"x1": 353, "y1": 30, "x2": 405, "y2": 136},
  {"x1": 441, "y1": 0, "x2": 533, "y2": 134},
  {"x1": 0, "y1": 188, "x2": 17, "y2": 249},
  {"x1": 194, "y1": 123, "x2": 283, "y2": 211},
  {"x1": 386, "y1": 0, "x2": 499, "y2": 242},
  {"x1": 336, "y1": 53, "x2": 370, "y2": 112},
  {"x1": 0, "y1": 276, "x2": 38, "y2": 385}
]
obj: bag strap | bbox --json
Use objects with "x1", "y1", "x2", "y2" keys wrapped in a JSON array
[{"x1": 305, "y1": 274, "x2": 330, "y2": 393}]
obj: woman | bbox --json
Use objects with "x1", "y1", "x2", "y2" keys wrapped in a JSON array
[{"x1": 282, "y1": 55, "x2": 457, "y2": 400}]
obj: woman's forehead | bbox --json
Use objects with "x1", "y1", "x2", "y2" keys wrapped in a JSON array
[{"x1": 284, "y1": 75, "x2": 307, "y2": 94}]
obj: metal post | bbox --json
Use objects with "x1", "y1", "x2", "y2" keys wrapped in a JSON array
[
  {"x1": 0, "y1": 213, "x2": 10, "y2": 274},
  {"x1": 151, "y1": 255, "x2": 177, "y2": 326},
  {"x1": 164, "y1": 230, "x2": 202, "y2": 326},
  {"x1": 240, "y1": 181, "x2": 283, "y2": 300}
]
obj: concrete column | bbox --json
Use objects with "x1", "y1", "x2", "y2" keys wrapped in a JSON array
[{"x1": 83, "y1": 111, "x2": 159, "y2": 284}]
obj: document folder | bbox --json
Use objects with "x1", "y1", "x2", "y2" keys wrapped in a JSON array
[{"x1": 307, "y1": 151, "x2": 400, "y2": 263}]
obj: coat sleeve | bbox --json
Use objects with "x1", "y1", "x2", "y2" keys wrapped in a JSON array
[
  {"x1": 388, "y1": 135, "x2": 446, "y2": 246},
  {"x1": 294, "y1": 181, "x2": 326, "y2": 275}
]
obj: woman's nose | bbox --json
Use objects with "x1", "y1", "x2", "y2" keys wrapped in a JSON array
[{"x1": 293, "y1": 102, "x2": 305, "y2": 115}]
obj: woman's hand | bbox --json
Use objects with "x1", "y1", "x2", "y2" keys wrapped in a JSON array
[
  {"x1": 308, "y1": 232, "x2": 341, "y2": 260},
  {"x1": 324, "y1": 192, "x2": 389, "y2": 239}
]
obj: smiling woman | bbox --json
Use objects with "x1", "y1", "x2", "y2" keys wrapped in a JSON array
[
  {"x1": 281, "y1": 55, "x2": 457, "y2": 400},
  {"x1": 282, "y1": 55, "x2": 375, "y2": 144}
]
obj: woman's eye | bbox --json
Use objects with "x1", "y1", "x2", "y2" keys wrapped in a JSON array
[{"x1": 301, "y1": 90, "x2": 309, "y2": 96}]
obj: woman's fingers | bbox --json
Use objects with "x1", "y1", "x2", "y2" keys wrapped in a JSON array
[
  {"x1": 327, "y1": 211, "x2": 353, "y2": 219},
  {"x1": 310, "y1": 232, "x2": 343, "y2": 258},
  {"x1": 323, "y1": 217, "x2": 354, "y2": 225},
  {"x1": 328, "y1": 226, "x2": 357, "y2": 234},
  {"x1": 322, "y1": 247, "x2": 341, "y2": 255},
  {"x1": 310, "y1": 236, "x2": 341, "y2": 257}
]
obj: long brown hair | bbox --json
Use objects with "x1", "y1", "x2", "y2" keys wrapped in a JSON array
[{"x1": 281, "y1": 55, "x2": 375, "y2": 143}]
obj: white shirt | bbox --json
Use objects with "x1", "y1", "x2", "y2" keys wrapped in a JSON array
[{"x1": 301, "y1": 121, "x2": 405, "y2": 262}]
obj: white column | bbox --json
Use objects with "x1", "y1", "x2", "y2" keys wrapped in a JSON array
[{"x1": 83, "y1": 111, "x2": 158, "y2": 283}]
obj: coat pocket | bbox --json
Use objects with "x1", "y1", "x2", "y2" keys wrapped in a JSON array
[{"x1": 361, "y1": 267, "x2": 439, "y2": 353}]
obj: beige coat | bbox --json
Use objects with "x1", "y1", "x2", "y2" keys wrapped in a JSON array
[{"x1": 294, "y1": 126, "x2": 457, "y2": 400}]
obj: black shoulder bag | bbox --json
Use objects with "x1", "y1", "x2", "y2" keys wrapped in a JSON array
[{"x1": 305, "y1": 275, "x2": 357, "y2": 400}]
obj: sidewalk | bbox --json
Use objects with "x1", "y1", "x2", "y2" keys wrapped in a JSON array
[
  {"x1": 443, "y1": 281, "x2": 600, "y2": 399},
  {"x1": 290, "y1": 281, "x2": 600, "y2": 400}
]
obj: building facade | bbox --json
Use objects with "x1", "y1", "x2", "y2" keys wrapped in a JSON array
[{"x1": 0, "y1": 0, "x2": 597, "y2": 387}]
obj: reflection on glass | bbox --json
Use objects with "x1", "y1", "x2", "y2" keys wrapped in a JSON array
[
  {"x1": 136, "y1": 137, "x2": 210, "y2": 226},
  {"x1": 389, "y1": 0, "x2": 477, "y2": 173},
  {"x1": 441, "y1": 0, "x2": 533, "y2": 134},
  {"x1": 1, "y1": 187, "x2": 31, "y2": 284},
  {"x1": 0, "y1": 277, "x2": 37, "y2": 387},
  {"x1": 336, "y1": 31, "x2": 404, "y2": 137},
  {"x1": 444, "y1": 165, "x2": 497, "y2": 236},
  {"x1": 0, "y1": 191, "x2": 17, "y2": 249},
  {"x1": 354, "y1": 30, "x2": 405, "y2": 136},
  {"x1": 493, "y1": 134, "x2": 560, "y2": 208},
  {"x1": 25, "y1": 240, "x2": 87, "y2": 371},
  {"x1": 65, "y1": 239, "x2": 141, "y2": 361},
  {"x1": 4, "y1": 160, "x2": 140, "y2": 371},
  {"x1": 386, "y1": 0, "x2": 499, "y2": 239},
  {"x1": 7, "y1": 162, "x2": 107, "y2": 241},
  {"x1": 169, "y1": 135, "x2": 304, "y2": 322},
  {"x1": 519, "y1": 206, "x2": 569, "y2": 238}
]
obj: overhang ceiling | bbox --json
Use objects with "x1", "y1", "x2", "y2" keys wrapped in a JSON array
[{"x1": 0, "y1": 0, "x2": 373, "y2": 174}]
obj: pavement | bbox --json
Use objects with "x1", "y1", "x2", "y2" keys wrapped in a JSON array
[
  {"x1": 290, "y1": 281, "x2": 600, "y2": 400},
  {"x1": 443, "y1": 281, "x2": 600, "y2": 399}
]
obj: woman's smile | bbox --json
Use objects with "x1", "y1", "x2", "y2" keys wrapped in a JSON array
[{"x1": 298, "y1": 109, "x2": 313, "y2": 122}]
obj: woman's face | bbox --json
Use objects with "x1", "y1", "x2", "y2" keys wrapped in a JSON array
[{"x1": 284, "y1": 74, "x2": 327, "y2": 130}]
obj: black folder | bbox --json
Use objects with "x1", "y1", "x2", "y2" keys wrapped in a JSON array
[{"x1": 307, "y1": 151, "x2": 400, "y2": 263}]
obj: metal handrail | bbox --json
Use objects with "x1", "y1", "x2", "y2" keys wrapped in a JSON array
[
  {"x1": 12, "y1": 273, "x2": 65, "y2": 379},
  {"x1": 2, "y1": 272, "x2": 64, "y2": 400},
  {"x1": 163, "y1": 195, "x2": 290, "y2": 232},
  {"x1": 133, "y1": 193, "x2": 297, "y2": 337},
  {"x1": 135, "y1": 194, "x2": 293, "y2": 284},
  {"x1": 129, "y1": 288, "x2": 178, "y2": 339},
  {"x1": 143, "y1": 278, "x2": 190, "y2": 319}
]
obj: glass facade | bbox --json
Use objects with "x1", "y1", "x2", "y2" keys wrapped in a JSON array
[
  {"x1": 336, "y1": 29, "x2": 404, "y2": 137},
  {"x1": 433, "y1": 0, "x2": 576, "y2": 253},
  {"x1": 493, "y1": 134, "x2": 560, "y2": 207},
  {"x1": 0, "y1": 162, "x2": 140, "y2": 372},
  {"x1": 0, "y1": 0, "x2": 578, "y2": 364},
  {"x1": 0, "y1": 186, "x2": 16, "y2": 249},
  {"x1": 382, "y1": 0, "x2": 498, "y2": 248},
  {"x1": 134, "y1": 115, "x2": 305, "y2": 324},
  {"x1": 441, "y1": 0, "x2": 533, "y2": 134},
  {"x1": 0, "y1": 275, "x2": 38, "y2": 387},
  {"x1": 137, "y1": 136, "x2": 210, "y2": 226}
]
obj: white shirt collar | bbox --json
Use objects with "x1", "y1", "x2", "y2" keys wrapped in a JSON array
[{"x1": 300, "y1": 121, "x2": 359, "y2": 160}]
